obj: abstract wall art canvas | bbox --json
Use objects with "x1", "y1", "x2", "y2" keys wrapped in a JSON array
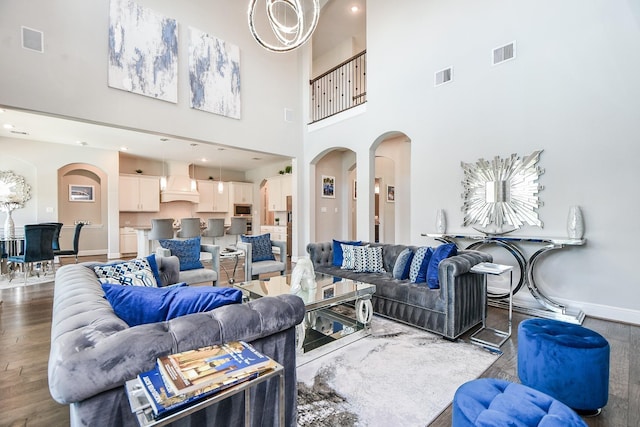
[
  {"x1": 189, "y1": 27, "x2": 241, "y2": 119},
  {"x1": 108, "y1": 0, "x2": 178, "y2": 103}
]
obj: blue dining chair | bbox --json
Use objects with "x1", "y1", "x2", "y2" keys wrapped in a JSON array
[
  {"x1": 8, "y1": 223, "x2": 57, "y2": 283},
  {"x1": 54, "y1": 222, "x2": 85, "y2": 263}
]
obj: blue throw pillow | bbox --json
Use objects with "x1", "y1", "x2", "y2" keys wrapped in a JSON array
[
  {"x1": 146, "y1": 254, "x2": 163, "y2": 286},
  {"x1": 159, "y1": 237, "x2": 204, "y2": 271},
  {"x1": 241, "y1": 233, "x2": 275, "y2": 262},
  {"x1": 426, "y1": 243, "x2": 458, "y2": 289},
  {"x1": 101, "y1": 283, "x2": 242, "y2": 327},
  {"x1": 332, "y1": 239, "x2": 362, "y2": 266},
  {"x1": 392, "y1": 248, "x2": 414, "y2": 280},
  {"x1": 414, "y1": 247, "x2": 434, "y2": 284},
  {"x1": 409, "y1": 247, "x2": 431, "y2": 283}
]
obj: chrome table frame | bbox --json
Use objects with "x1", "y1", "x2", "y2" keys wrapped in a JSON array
[
  {"x1": 424, "y1": 233, "x2": 586, "y2": 324},
  {"x1": 470, "y1": 264, "x2": 513, "y2": 350}
]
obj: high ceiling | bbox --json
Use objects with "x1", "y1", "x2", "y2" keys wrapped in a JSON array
[{"x1": 0, "y1": 0, "x2": 365, "y2": 172}]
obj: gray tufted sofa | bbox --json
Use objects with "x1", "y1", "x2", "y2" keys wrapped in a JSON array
[
  {"x1": 48, "y1": 260, "x2": 305, "y2": 427},
  {"x1": 306, "y1": 242, "x2": 492, "y2": 340}
]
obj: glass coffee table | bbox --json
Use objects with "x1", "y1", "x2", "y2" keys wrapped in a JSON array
[{"x1": 233, "y1": 273, "x2": 376, "y2": 358}]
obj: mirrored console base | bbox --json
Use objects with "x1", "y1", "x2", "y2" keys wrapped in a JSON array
[{"x1": 488, "y1": 299, "x2": 585, "y2": 324}]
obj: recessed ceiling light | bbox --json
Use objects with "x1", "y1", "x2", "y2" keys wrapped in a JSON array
[
  {"x1": 351, "y1": 5, "x2": 359, "y2": 12},
  {"x1": 3, "y1": 123, "x2": 14, "y2": 129},
  {"x1": 120, "y1": 146, "x2": 129, "y2": 151},
  {"x1": 252, "y1": 157, "x2": 262, "y2": 161},
  {"x1": 200, "y1": 157, "x2": 208, "y2": 162},
  {"x1": 160, "y1": 138, "x2": 169, "y2": 141},
  {"x1": 76, "y1": 141, "x2": 87, "y2": 146}
]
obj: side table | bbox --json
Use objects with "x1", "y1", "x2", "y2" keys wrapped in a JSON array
[
  {"x1": 127, "y1": 362, "x2": 284, "y2": 426},
  {"x1": 220, "y1": 249, "x2": 243, "y2": 284},
  {"x1": 469, "y1": 262, "x2": 513, "y2": 351}
]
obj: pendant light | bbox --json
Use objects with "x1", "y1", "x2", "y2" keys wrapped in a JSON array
[{"x1": 218, "y1": 148, "x2": 224, "y2": 194}]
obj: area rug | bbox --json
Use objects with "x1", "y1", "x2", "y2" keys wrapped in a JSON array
[
  {"x1": 0, "y1": 270, "x2": 55, "y2": 289},
  {"x1": 296, "y1": 316, "x2": 500, "y2": 427}
]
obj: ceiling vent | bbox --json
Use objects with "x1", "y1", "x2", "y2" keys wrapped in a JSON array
[
  {"x1": 434, "y1": 67, "x2": 453, "y2": 87},
  {"x1": 22, "y1": 26, "x2": 44, "y2": 53},
  {"x1": 493, "y1": 41, "x2": 516, "y2": 65}
]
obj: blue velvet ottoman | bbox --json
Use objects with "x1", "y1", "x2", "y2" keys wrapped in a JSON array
[
  {"x1": 452, "y1": 378, "x2": 586, "y2": 426},
  {"x1": 517, "y1": 318, "x2": 610, "y2": 414}
]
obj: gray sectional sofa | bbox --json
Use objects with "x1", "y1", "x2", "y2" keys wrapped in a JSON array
[
  {"x1": 48, "y1": 258, "x2": 305, "y2": 427},
  {"x1": 306, "y1": 242, "x2": 492, "y2": 340}
]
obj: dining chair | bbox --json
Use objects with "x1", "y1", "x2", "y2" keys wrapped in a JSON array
[
  {"x1": 54, "y1": 222, "x2": 85, "y2": 263},
  {"x1": 176, "y1": 218, "x2": 202, "y2": 239},
  {"x1": 41, "y1": 222, "x2": 63, "y2": 251},
  {"x1": 8, "y1": 223, "x2": 57, "y2": 283}
]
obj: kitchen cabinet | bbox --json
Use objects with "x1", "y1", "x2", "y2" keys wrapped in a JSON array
[
  {"x1": 260, "y1": 225, "x2": 287, "y2": 242},
  {"x1": 119, "y1": 175, "x2": 160, "y2": 212},
  {"x1": 196, "y1": 180, "x2": 229, "y2": 212},
  {"x1": 230, "y1": 182, "x2": 253, "y2": 205},
  {"x1": 120, "y1": 227, "x2": 137, "y2": 254},
  {"x1": 267, "y1": 175, "x2": 292, "y2": 211}
]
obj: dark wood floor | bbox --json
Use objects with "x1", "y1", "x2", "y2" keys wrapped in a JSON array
[{"x1": 1, "y1": 256, "x2": 638, "y2": 426}]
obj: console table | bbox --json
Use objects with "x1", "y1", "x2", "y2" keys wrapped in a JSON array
[{"x1": 423, "y1": 233, "x2": 586, "y2": 324}]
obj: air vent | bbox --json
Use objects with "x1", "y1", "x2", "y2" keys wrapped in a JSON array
[
  {"x1": 22, "y1": 26, "x2": 44, "y2": 53},
  {"x1": 493, "y1": 41, "x2": 516, "y2": 65},
  {"x1": 284, "y1": 108, "x2": 294, "y2": 122},
  {"x1": 434, "y1": 67, "x2": 453, "y2": 87}
]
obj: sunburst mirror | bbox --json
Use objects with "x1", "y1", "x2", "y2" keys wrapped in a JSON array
[{"x1": 461, "y1": 150, "x2": 544, "y2": 234}]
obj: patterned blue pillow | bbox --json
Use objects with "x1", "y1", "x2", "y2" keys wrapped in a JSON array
[
  {"x1": 426, "y1": 243, "x2": 457, "y2": 289},
  {"x1": 241, "y1": 233, "x2": 275, "y2": 262},
  {"x1": 159, "y1": 237, "x2": 204, "y2": 271},
  {"x1": 354, "y1": 245, "x2": 385, "y2": 273},
  {"x1": 340, "y1": 244, "x2": 359, "y2": 269},
  {"x1": 332, "y1": 239, "x2": 362, "y2": 266},
  {"x1": 392, "y1": 248, "x2": 414, "y2": 280},
  {"x1": 414, "y1": 248, "x2": 434, "y2": 284},
  {"x1": 409, "y1": 247, "x2": 433, "y2": 283},
  {"x1": 94, "y1": 257, "x2": 159, "y2": 287}
]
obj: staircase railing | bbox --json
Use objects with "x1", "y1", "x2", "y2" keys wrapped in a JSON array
[{"x1": 309, "y1": 50, "x2": 366, "y2": 123}]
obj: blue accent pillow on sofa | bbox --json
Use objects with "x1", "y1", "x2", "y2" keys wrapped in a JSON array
[
  {"x1": 101, "y1": 283, "x2": 242, "y2": 327},
  {"x1": 241, "y1": 233, "x2": 275, "y2": 262},
  {"x1": 159, "y1": 237, "x2": 203, "y2": 271},
  {"x1": 392, "y1": 248, "x2": 414, "y2": 280},
  {"x1": 426, "y1": 243, "x2": 457, "y2": 289},
  {"x1": 332, "y1": 239, "x2": 362, "y2": 266}
]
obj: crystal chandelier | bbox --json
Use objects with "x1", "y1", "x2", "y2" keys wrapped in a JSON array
[{"x1": 248, "y1": 0, "x2": 320, "y2": 53}]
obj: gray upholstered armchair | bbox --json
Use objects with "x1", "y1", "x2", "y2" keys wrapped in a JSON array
[{"x1": 237, "y1": 239, "x2": 286, "y2": 282}]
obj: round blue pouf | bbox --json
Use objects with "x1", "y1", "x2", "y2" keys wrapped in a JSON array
[
  {"x1": 452, "y1": 378, "x2": 587, "y2": 426},
  {"x1": 517, "y1": 318, "x2": 610, "y2": 413}
]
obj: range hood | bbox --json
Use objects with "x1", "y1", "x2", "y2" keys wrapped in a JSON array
[{"x1": 160, "y1": 161, "x2": 200, "y2": 203}]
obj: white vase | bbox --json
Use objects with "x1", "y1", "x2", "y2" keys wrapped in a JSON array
[
  {"x1": 435, "y1": 209, "x2": 447, "y2": 234},
  {"x1": 4, "y1": 209, "x2": 15, "y2": 239},
  {"x1": 567, "y1": 205, "x2": 584, "y2": 239}
]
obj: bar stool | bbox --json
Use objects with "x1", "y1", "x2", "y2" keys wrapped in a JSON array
[
  {"x1": 176, "y1": 218, "x2": 202, "y2": 239},
  {"x1": 226, "y1": 217, "x2": 247, "y2": 248},
  {"x1": 202, "y1": 218, "x2": 225, "y2": 245}
]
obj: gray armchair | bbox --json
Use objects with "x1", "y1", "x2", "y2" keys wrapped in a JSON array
[
  {"x1": 156, "y1": 244, "x2": 221, "y2": 286},
  {"x1": 237, "y1": 240, "x2": 286, "y2": 282}
]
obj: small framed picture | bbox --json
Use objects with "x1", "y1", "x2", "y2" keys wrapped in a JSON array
[
  {"x1": 353, "y1": 180, "x2": 357, "y2": 200},
  {"x1": 322, "y1": 284, "x2": 335, "y2": 299},
  {"x1": 69, "y1": 185, "x2": 95, "y2": 202},
  {"x1": 322, "y1": 175, "x2": 335, "y2": 198},
  {"x1": 386, "y1": 185, "x2": 395, "y2": 202}
]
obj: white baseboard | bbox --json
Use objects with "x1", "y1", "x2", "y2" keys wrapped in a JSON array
[{"x1": 488, "y1": 285, "x2": 640, "y2": 326}]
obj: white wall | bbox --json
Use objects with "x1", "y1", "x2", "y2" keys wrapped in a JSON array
[
  {"x1": 302, "y1": 0, "x2": 640, "y2": 324},
  {"x1": 0, "y1": 0, "x2": 303, "y2": 158},
  {"x1": 0, "y1": 137, "x2": 120, "y2": 255}
]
